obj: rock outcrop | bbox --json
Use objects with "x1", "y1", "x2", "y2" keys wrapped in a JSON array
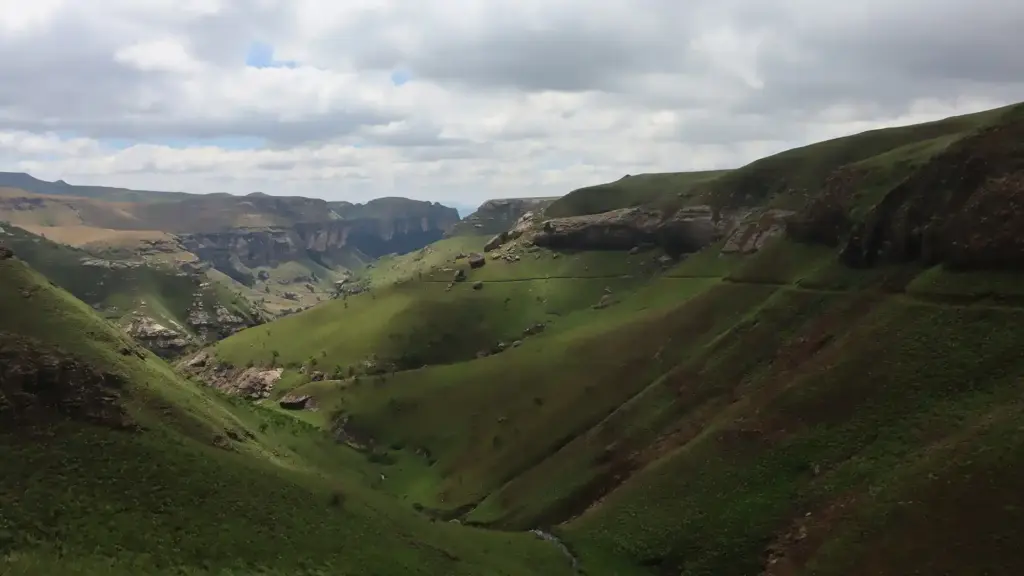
[
  {"x1": 449, "y1": 198, "x2": 558, "y2": 236},
  {"x1": 721, "y1": 209, "x2": 795, "y2": 254},
  {"x1": 126, "y1": 315, "x2": 193, "y2": 358},
  {"x1": 528, "y1": 205, "x2": 726, "y2": 255},
  {"x1": 179, "y1": 206, "x2": 458, "y2": 285},
  {"x1": 181, "y1": 356, "x2": 284, "y2": 399}
]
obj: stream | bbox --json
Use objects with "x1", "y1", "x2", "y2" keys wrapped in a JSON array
[{"x1": 529, "y1": 529, "x2": 580, "y2": 573}]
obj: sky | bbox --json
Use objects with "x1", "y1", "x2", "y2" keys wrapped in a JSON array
[{"x1": 0, "y1": 1, "x2": 1021, "y2": 208}]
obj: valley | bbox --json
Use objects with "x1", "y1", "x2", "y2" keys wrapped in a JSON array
[{"x1": 5, "y1": 101, "x2": 1024, "y2": 575}]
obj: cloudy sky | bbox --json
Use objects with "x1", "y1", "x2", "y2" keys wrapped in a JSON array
[{"x1": 0, "y1": 0, "x2": 1020, "y2": 209}]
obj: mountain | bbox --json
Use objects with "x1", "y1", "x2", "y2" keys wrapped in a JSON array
[
  {"x1": 0, "y1": 180, "x2": 461, "y2": 335},
  {"x1": 186, "y1": 101, "x2": 1024, "y2": 575},
  {"x1": 0, "y1": 171, "x2": 193, "y2": 203},
  {"x1": 0, "y1": 252, "x2": 570, "y2": 575}
]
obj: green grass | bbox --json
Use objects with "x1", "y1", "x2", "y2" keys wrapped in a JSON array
[
  {"x1": 0, "y1": 257, "x2": 573, "y2": 576},
  {"x1": 545, "y1": 171, "x2": 728, "y2": 218},
  {"x1": 692, "y1": 104, "x2": 1011, "y2": 212},
  {"x1": 0, "y1": 225, "x2": 260, "y2": 340}
]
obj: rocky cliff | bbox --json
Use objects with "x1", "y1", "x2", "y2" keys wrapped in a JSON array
[
  {"x1": 179, "y1": 208, "x2": 459, "y2": 285},
  {"x1": 448, "y1": 197, "x2": 558, "y2": 236}
]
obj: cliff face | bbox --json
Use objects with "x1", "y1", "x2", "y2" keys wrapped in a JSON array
[
  {"x1": 179, "y1": 209, "x2": 458, "y2": 284},
  {"x1": 449, "y1": 197, "x2": 558, "y2": 236}
]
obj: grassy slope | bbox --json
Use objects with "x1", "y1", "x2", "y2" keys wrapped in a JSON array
[
  {"x1": 206, "y1": 103, "x2": 1024, "y2": 575},
  {"x1": 542, "y1": 105, "x2": 1010, "y2": 222},
  {"x1": 297, "y1": 237, "x2": 1024, "y2": 576},
  {"x1": 214, "y1": 242, "x2": 664, "y2": 374},
  {"x1": 695, "y1": 105, "x2": 1012, "y2": 212},
  {"x1": 545, "y1": 170, "x2": 728, "y2": 218},
  {"x1": 0, "y1": 225, "x2": 258, "y2": 336},
  {"x1": 0, "y1": 257, "x2": 571, "y2": 576}
]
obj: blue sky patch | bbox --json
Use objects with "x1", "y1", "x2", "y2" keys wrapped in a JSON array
[
  {"x1": 390, "y1": 69, "x2": 412, "y2": 86},
  {"x1": 245, "y1": 41, "x2": 298, "y2": 69}
]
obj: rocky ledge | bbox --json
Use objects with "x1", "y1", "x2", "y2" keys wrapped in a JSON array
[
  {"x1": 482, "y1": 203, "x2": 793, "y2": 258},
  {"x1": 125, "y1": 315, "x2": 193, "y2": 358}
]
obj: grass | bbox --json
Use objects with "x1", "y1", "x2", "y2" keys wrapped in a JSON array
[
  {"x1": 0, "y1": 225, "x2": 260, "y2": 340},
  {"x1": 0, "y1": 256, "x2": 573, "y2": 575},
  {"x1": 11, "y1": 101, "x2": 1024, "y2": 576},
  {"x1": 545, "y1": 171, "x2": 728, "y2": 218},
  {"x1": 248, "y1": 228, "x2": 1024, "y2": 576}
]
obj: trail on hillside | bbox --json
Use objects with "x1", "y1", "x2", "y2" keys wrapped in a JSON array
[{"x1": 419, "y1": 274, "x2": 1024, "y2": 310}]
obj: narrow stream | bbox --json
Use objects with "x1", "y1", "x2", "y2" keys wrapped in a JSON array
[{"x1": 529, "y1": 529, "x2": 579, "y2": 573}]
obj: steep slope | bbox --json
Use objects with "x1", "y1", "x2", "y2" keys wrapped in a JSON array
[
  {"x1": 545, "y1": 170, "x2": 728, "y2": 218},
  {"x1": 0, "y1": 184, "x2": 461, "y2": 285},
  {"x1": 0, "y1": 254, "x2": 572, "y2": 576},
  {"x1": 448, "y1": 197, "x2": 558, "y2": 236},
  {"x1": 0, "y1": 225, "x2": 263, "y2": 357},
  {"x1": 190, "y1": 100, "x2": 1024, "y2": 576}
]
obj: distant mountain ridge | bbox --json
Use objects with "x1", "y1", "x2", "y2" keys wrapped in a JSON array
[{"x1": 0, "y1": 171, "x2": 194, "y2": 203}]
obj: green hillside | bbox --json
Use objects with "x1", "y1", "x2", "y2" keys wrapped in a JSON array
[
  {"x1": 0, "y1": 255, "x2": 572, "y2": 576},
  {"x1": 200, "y1": 101, "x2": 1024, "y2": 576},
  {"x1": 10, "y1": 100, "x2": 1024, "y2": 576},
  {"x1": 0, "y1": 225, "x2": 261, "y2": 344}
]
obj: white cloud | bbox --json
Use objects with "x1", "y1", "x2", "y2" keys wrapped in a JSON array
[{"x1": 0, "y1": 0, "x2": 1021, "y2": 206}]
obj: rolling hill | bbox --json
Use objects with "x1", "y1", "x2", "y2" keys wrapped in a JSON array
[
  {"x1": 0, "y1": 176, "x2": 463, "y2": 351},
  {"x1": 0, "y1": 252, "x2": 573, "y2": 576},
  {"x1": 185, "y1": 101, "x2": 1024, "y2": 575}
]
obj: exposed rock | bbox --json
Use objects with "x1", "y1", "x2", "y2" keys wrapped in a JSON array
[
  {"x1": 186, "y1": 351, "x2": 209, "y2": 368},
  {"x1": 0, "y1": 245, "x2": 12, "y2": 260},
  {"x1": 210, "y1": 367, "x2": 283, "y2": 399},
  {"x1": 257, "y1": 270, "x2": 271, "y2": 281},
  {"x1": 484, "y1": 234, "x2": 505, "y2": 252},
  {"x1": 468, "y1": 253, "x2": 486, "y2": 269},
  {"x1": 472, "y1": 281, "x2": 484, "y2": 290},
  {"x1": 310, "y1": 371, "x2": 325, "y2": 382},
  {"x1": 176, "y1": 200, "x2": 459, "y2": 284},
  {"x1": 283, "y1": 291, "x2": 300, "y2": 301},
  {"x1": 126, "y1": 315, "x2": 193, "y2": 358},
  {"x1": 523, "y1": 323, "x2": 547, "y2": 336},
  {"x1": 483, "y1": 211, "x2": 542, "y2": 252},
  {"x1": 279, "y1": 394, "x2": 315, "y2": 410},
  {"x1": 529, "y1": 206, "x2": 726, "y2": 256},
  {"x1": 454, "y1": 269, "x2": 467, "y2": 282},
  {"x1": 449, "y1": 197, "x2": 557, "y2": 236},
  {"x1": 593, "y1": 294, "x2": 616, "y2": 310},
  {"x1": 722, "y1": 209, "x2": 795, "y2": 254}
]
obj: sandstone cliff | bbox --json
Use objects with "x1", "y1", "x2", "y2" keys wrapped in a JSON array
[
  {"x1": 179, "y1": 207, "x2": 458, "y2": 285},
  {"x1": 449, "y1": 197, "x2": 558, "y2": 236}
]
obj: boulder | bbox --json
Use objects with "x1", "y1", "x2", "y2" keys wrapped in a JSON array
[
  {"x1": 279, "y1": 394, "x2": 313, "y2": 410},
  {"x1": 126, "y1": 316, "x2": 193, "y2": 358},
  {"x1": 468, "y1": 253, "x2": 486, "y2": 269},
  {"x1": 472, "y1": 281, "x2": 484, "y2": 290},
  {"x1": 484, "y1": 233, "x2": 507, "y2": 252},
  {"x1": 454, "y1": 269, "x2": 467, "y2": 282},
  {"x1": 0, "y1": 246, "x2": 12, "y2": 260}
]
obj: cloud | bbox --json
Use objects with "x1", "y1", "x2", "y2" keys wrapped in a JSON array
[{"x1": 0, "y1": 0, "x2": 1021, "y2": 206}]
